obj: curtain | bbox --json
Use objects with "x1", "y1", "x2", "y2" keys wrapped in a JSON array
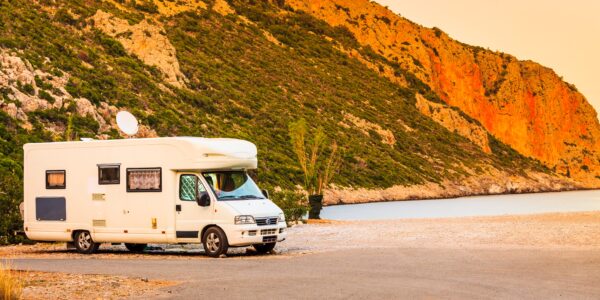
[
  {"x1": 47, "y1": 172, "x2": 65, "y2": 187},
  {"x1": 128, "y1": 169, "x2": 160, "y2": 190}
]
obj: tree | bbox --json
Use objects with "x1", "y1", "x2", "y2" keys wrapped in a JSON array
[{"x1": 288, "y1": 119, "x2": 342, "y2": 218}]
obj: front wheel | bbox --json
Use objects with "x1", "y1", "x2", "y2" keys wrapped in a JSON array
[
  {"x1": 74, "y1": 231, "x2": 100, "y2": 254},
  {"x1": 202, "y1": 227, "x2": 229, "y2": 258},
  {"x1": 253, "y1": 242, "x2": 276, "y2": 254}
]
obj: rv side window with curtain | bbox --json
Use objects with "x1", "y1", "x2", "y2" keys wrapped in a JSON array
[
  {"x1": 98, "y1": 164, "x2": 120, "y2": 185},
  {"x1": 127, "y1": 168, "x2": 161, "y2": 192},
  {"x1": 46, "y1": 170, "x2": 66, "y2": 189}
]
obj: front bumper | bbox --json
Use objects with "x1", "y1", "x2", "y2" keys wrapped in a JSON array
[{"x1": 223, "y1": 223, "x2": 288, "y2": 246}]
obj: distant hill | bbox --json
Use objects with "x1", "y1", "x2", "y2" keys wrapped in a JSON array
[{"x1": 0, "y1": 0, "x2": 590, "y2": 231}]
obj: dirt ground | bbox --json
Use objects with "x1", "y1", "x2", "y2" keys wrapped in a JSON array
[
  {"x1": 11, "y1": 271, "x2": 175, "y2": 300},
  {"x1": 3, "y1": 211, "x2": 600, "y2": 298}
]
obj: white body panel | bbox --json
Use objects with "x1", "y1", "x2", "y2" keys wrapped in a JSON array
[{"x1": 23, "y1": 137, "x2": 286, "y2": 246}]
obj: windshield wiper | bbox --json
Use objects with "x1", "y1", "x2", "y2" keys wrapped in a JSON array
[
  {"x1": 238, "y1": 195, "x2": 264, "y2": 199},
  {"x1": 218, "y1": 195, "x2": 264, "y2": 200}
]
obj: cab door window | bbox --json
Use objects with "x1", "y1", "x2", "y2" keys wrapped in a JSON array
[{"x1": 179, "y1": 175, "x2": 207, "y2": 201}]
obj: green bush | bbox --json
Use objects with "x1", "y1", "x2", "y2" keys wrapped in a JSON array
[
  {"x1": 54, "y1": 8, "x2": 77, "y2": 26},
  {"x1": 131, "y1": 0, "x2": 158, "y2": 13},
  {"x1": 38, "y1": 90, "x2": 55, "y2": 104},
  {"x1": 270, "y1": 190, "x2": 308, "y2": 224}
]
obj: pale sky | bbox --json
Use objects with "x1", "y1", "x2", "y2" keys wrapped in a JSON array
[{"x1": 375, "y1": 0, "x2": 600, "y2": 115}]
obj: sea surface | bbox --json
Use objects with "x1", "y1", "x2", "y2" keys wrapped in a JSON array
[{"x1": 320, "y1": 190, "x2": 600, "y2": 220}]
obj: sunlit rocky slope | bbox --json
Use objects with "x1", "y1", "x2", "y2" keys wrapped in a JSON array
[
  {"x1": 288, "y1": 0, "x2": 600, "y2": 187},
  {"x1": 0, "y1": 0, "x2": 594, "y2": 219}
]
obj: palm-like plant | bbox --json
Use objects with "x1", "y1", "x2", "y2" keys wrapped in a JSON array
[{"x1": 288, "y1": 119, "x2": 342, "y2": 217}]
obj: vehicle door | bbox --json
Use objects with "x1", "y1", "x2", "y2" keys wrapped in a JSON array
[{"x1": 175, "y1": 173, "x2": 213, "y2": 242}]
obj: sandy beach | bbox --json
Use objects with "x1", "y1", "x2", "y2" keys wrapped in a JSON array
[{"x1": 3, "y1": 211, "x2": 600, "y2": 298}]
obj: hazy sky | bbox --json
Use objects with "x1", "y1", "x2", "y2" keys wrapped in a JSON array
[{"x1": 375, "y1": 0, "x2": 600, "y2": 114}]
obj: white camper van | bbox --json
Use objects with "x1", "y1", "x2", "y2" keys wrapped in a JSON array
[{"x1": 23, "y1": 137, "x2": 287, "y2": 257}]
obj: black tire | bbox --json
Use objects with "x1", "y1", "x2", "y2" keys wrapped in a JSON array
[
  {"x1": 202, "y1": 227, "x2": 229, "y2": 258},
  {"x1": 74, "y1": 231, "x2": 99, "y2": 254},
  {"x1": 253, "y1": 242, "x2": 276, "y2": 254},
  {"x1": 125, "y1": 243, "x2": 147, "y2": 253}
]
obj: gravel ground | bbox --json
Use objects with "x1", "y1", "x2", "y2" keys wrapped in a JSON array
[
  {"x1": 4, "y1": 211, "x2": 599, "y2": 261},
  {"x1": 14, "y1": 271, "x2": 175, "y2": 300},
  {"x1": 285, "y1": 211, "x2": 600, "y2": 252},
  {"x1": 3, "y1": 211, "x2": 600, "y2": 299}
]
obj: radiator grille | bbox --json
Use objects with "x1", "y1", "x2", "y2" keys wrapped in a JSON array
[{"x1": 255, "y1": 217, "x2": 278, "y2": 226}]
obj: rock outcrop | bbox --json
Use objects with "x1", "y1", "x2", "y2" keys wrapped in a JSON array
[
  {"x1": 415, "y1": 94, "x2": 491, "y2": 153},
  {"x1": 90, "y1": 10, "x2": 187, "y2": 88},
  {"x1": 341, "y1": 112, "x2": 396, "y2": 146},
  {"x1": 152, "y1": 0, "x2": 206, "y2": 16},
  {"x1": 325, "y1": 170, "x2": 576, "y2": 205},
  {"x1": 0, "y1": 50, "x2": 153, "y2": 139},
  {"x1": 286, "y1": 0, "x2": 600, "y2": 186}
]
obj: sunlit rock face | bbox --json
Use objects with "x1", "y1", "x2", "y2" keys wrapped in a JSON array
[{"x1": 287, "y1": 0, "x2": 600, "y2": 186}]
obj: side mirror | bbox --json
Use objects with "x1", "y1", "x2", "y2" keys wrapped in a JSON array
[
  {"x1": 197, "y1": 192, "x2": 211, "y2": 207},
  {"x1": 261, "y1": 189, "x2": 269, "y2": 199}
]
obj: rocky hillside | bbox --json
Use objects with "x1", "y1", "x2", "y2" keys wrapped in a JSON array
[
  {"x1": 0, "y1": 0, "x2": 592, "y2": 235},
  {"x1": 286, "y1": 0, "x2": 600, "y2": 186}
]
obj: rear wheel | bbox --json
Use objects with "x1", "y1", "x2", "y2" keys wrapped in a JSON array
[
  {"x1": 74, "y1": 231, "x2": 99, "y2": 254},
  {"x1": 202, "y1": 227, "x2": 229, "y2": 258},
  {"x1": 253, "y1": 242, "x2": 276, "y2": 254},
  {"x1": 125, "y1": 243, "x2": 147, "y2": 253}
]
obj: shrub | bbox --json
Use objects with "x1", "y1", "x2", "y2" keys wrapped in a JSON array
[
  {"x1": 54, "y1": 8, "x2": 77, "y2": 26},
  {"x1": 132, "y1": 0, "x2": 158, "y2": 13},
  {"x1": 21, "y1": 83, "x2": 35, "y2": 95},
  {"x1": 38, "y1": 90, "x2": 55, "y2": 104},
  {"x1": 95, "y1": 33, "x2": 127, "y2": 57},
  {"x1": 270, "y1": 190, "x2": 308, "y2": 223}
]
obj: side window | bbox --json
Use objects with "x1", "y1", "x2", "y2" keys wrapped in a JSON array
[
  {"x1": 127, "y1": 168, "x2": 161, "y2": 192},
  {"x1": 46, "y1": 170, "x2": 66, "y2": 189},
  {"x1": 98, "y1": 164, "x2": 120, "y2": 185},
  {"x1": 179, "y1": 175, "x2": 207, "y2": 201}
]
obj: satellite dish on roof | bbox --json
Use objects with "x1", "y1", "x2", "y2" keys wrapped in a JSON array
[{"x1": 116, "y1": 111, "x2": 139, "y2": 136}]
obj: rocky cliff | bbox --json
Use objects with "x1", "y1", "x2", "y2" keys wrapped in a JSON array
[
  {"x1": 0, "y1": 0, "x2": 588, "y2": 214},
  {"x1": 286, "y1": 0, "x2": 600, "y2": 186}
]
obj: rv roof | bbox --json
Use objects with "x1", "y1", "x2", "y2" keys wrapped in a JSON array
[{"x1": 24, "y1": 137, "x2": 258, "y2": 170}]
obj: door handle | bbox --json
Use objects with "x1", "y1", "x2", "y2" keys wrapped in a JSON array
[{"x1": 176, "y1": 205, "x2": 181, "y2": 212}]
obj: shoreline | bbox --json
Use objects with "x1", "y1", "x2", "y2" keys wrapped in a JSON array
[{"x1": 323, "y1": 186, "x2": 598, "y2": 207}]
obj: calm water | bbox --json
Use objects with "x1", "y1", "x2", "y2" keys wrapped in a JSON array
[{"x1": 320, "y1": 190, "x2": 600, "y2": 220}]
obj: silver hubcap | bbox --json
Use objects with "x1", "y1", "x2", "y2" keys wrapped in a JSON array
[
  {"x1": 206, "y1": 232, "x2": 220, "y2": 253},
  {"x1": 78, "y1": 232, "x2": 92, "y2": 250}
]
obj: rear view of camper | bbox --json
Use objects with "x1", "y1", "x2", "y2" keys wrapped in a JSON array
[{"x1": 23, "y1": 137, "x2": 287, "y2": 257}]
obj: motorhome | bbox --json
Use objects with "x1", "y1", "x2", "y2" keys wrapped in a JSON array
[{"x1": 23, "y1": 137, "x2": 287, "y2": 257}]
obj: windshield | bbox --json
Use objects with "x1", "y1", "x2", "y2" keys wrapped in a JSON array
[{"x1": 202, "y1": 171, "x2": 265, "y2": 201}]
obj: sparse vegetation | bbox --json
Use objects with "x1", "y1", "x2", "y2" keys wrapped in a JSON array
[{"x1": 0, "y1": 262, "x2": 22, "y2": 299}]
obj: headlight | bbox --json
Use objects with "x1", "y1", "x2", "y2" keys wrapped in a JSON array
[
  {"x1": 278, "y1": 213, "x2": 285, "y2": 223},
  {"x1": 234, "y1": 215, "x2": 255, "y2": 225}
]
